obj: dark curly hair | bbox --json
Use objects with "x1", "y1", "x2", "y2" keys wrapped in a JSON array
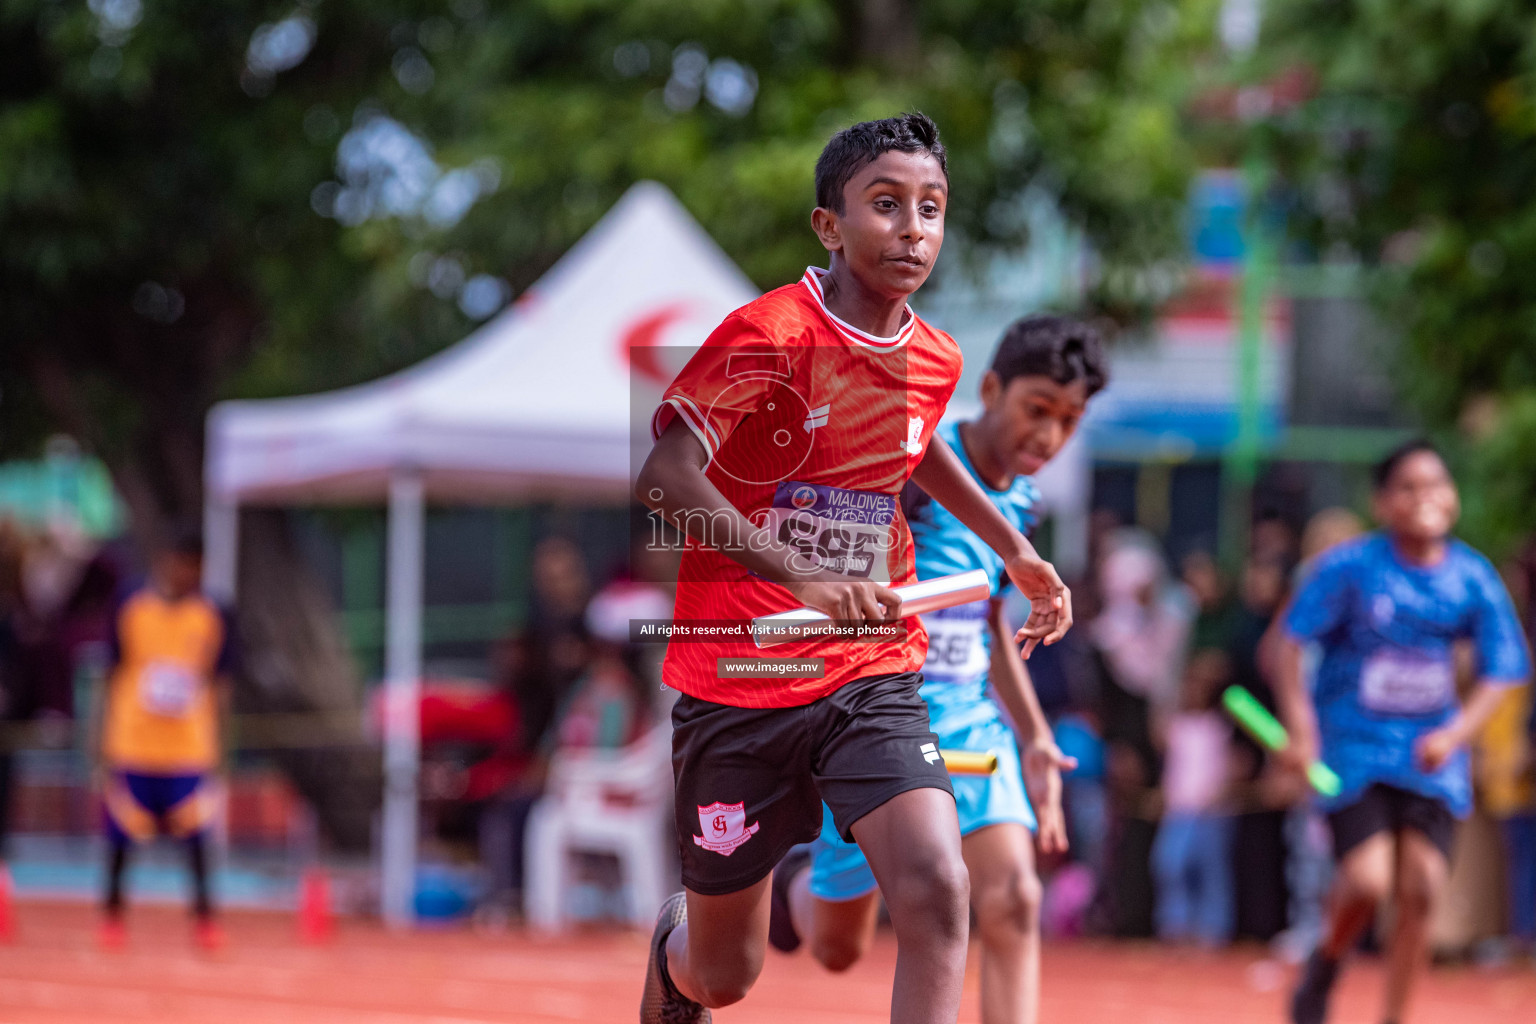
[
  {"x1": 814, "y1": 112, "x2": 948, "y2": 214},
  {"x1": 1372, "y1": 438, "x2": 1444, "y2": 490},
  {"x1": 989, "y1": 315, "x2": 1108, "y2": 397}
]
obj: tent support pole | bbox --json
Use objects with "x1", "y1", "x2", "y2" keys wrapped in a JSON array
[
  {"x1": 382, "y1": 469, "x2": 424, "y2": 929},
  {"x1": 202, "y1": 496, "x2": 239, "y2": 604}
]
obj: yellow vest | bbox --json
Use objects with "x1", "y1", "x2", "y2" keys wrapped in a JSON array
[
  {"x1": 1477, "y1": 684, "x2": 1535, "y2": 817},
  {"x1": 103, "y1": 589, "x2": 228, "y2": 773}
]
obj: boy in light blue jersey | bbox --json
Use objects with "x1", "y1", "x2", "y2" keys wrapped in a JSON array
[
  {"x1": 767, "y1": 316, "x2": 1106, "y2": 1024},
  {"x1": 1278, "y1": 440, "x2": 1531, "y2": 1024}
]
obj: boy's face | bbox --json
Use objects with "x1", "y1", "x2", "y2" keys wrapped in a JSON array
[
  {"x1": 155, "y1": 551, "x2": 202, "y2": 599},
  {"x1": 1180, "y1": 551, "x2": 1224, "y2": 608},
  {"x1": 1373, "y1": 450, "x2": 1459, "y2": 542},
  {"x1": 1240, "y1": 558, "x2": 1286, "y2": 613},
  {"x1": 979, "y1": 372, "x2": 1089, "y2": 477},
  {"x1": 812, "y1": 149, "x2": 947, "y2": 299}
]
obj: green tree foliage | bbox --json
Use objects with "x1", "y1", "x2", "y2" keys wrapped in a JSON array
[
  {"x1": 2, "y1": 0, "x2": 461, "y2": 532},
  {"x1": 2, "y1": 0, "x2": 1215, "y2": 528},
  {"x1": 1, "y1": 0, "x2": 1215, "y2": 848},
  {"x1": 1254, "y1": 0, "x2": 1536, "y2": 556}
]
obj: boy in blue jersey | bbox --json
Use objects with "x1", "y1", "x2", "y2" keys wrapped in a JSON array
[
  {"x1": 1277, "y1": 440, "x2": 1531, "y2": 1024},
  {"x1": 766, "y1": 316, "x2": 1105, "y2": 1024}
]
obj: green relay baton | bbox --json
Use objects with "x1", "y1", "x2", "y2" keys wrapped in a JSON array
[{"x1": 1221, "y1": 685, "x2": 1342, "y2": 798}]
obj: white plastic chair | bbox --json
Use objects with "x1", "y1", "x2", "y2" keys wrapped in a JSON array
[{"x1": 524, "y1": 724, "x2": 674, "y2": 930}]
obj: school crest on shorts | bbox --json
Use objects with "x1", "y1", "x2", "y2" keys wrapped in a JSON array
[{"x1": 692, "y1": 801, "x2": 760, "y2": 856}]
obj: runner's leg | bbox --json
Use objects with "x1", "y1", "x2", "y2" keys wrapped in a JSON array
[
  {"x1": 663, "y1": 692, "x2": 821, "y2": 1010},
  {"x1": 1294, "y1": 812, "x2": 1395, "y2": 1024},
  {"x1": 104, "y1": 837, "x2": 131, "y2": 918},
  {"x1": 1319, "y1": 832, "x2": 1394, "y2": 959},
  {"x1": 664, "y1": 880, "x2": 772, "y2": 1008},
  {"x1": 791, "y1": 875, "x2": 880, "y2": 973},
  {"x1": 1380, "y1": 830, "x2": 1448, "y2": 1023},
  {"x1": 853, "y1": 788, "x2": 970, "y2": 1024},
  {"x1": 186, "y1": 831, "x2": 213, "y2": 919},
  {"x1": 963, "y1": 823, "x2": 1042, "y2": 1024}
]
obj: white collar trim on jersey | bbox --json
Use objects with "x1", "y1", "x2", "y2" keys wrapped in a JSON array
[{"x1": 800, "y1": 267, "x2": 917, "y2": 349}]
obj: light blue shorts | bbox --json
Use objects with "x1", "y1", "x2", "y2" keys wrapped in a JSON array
[{"x1": 807, "y1": 714, "x2": 1035, "y2": 902}]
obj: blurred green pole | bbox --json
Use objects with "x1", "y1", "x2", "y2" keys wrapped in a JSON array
[{"x1": 1220, "y1": 158, "x2": 1271, "y2": 568}]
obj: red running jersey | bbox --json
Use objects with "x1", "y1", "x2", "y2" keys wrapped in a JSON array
[{"x1": 649, "y1": 267, "x2": 963, "y2": 708}]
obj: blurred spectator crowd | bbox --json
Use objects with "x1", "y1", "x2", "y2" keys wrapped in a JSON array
[
  {"x1": 0, "y1": 517, "x2": 122, "y2": 855},
  {"x1": 433, "y1": 510, "x2": 1536, "y2": 960},
  {"x1": 4, "y1": 504, "x2": 1531, "y2": 957},
  {"x1": 415, "y1": 534, "x2": 678, "y2": 925},
  {"x1": 1026, "y1": 509, "x2": 1536, "y2": 962}
]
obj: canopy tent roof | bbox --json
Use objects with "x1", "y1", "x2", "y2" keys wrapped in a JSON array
[
  {"x1": 207, "y1": 181, "x2": 758, "y2": 505},
  {"x1": 202, "y1": 182, "x2": 758, "y2": 926}
]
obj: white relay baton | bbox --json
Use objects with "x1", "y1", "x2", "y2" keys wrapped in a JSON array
[{"x1": 751, "y1": 569, "x2": 991, "y2": 649}]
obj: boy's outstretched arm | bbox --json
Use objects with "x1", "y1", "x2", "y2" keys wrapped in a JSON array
[
  {"x1": 910, "y1": 433, "x2": 1072, "y2": 655},
  {"x1": 987, "y1": 601, "x2": 1075, "y2": 852},
  {"x1": 1271, "y1": 632, "x2": 1320, "y2": 775},
  {"x1": 637, "y1": 418, "x2": 902, "y2": 623},
  {"x1": 1416, "y1": 681, "x2": 1521, "y2": 771}
]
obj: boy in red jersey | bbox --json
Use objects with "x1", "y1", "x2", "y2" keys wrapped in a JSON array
[{"x1": 636, "y1": 114, "x2": 1072, "y2": 1024}]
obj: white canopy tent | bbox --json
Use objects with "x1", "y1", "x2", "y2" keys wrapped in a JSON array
[{"x1": 204, "y1": 181, "x2": 758, "y2": 926}]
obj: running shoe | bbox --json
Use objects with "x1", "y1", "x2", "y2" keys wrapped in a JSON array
[
  {"x1": 640, "y1": 892, "x2": 709, "y2": 1024},
  {"x1": 1290, "y1": 949, "x2": 1340, "y2": 1024}
]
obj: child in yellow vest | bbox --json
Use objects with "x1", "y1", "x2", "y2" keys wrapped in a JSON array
[
  {"x1": 1479, "y1": 682, "x2": 1536, "y2": 955},
  {"x1": 97, "y1": 529, "x2": 235, "y2": 950}
]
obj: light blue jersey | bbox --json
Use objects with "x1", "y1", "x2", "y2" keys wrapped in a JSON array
[
  {"x1": 1284, "y1": 533, "x2": 1530, "y2": 818},
  {"x1": 809, "y1": 421, "x2": 1041, "y2": 901},
  {"x1": 908, "y1": 420, "x2": 1041, "y2": 730}
]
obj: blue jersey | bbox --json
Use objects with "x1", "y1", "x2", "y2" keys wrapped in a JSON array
[
  {"x1": 1284, "y1": 533, "x2": 1530, "y2": 817},
  {"x1": 904, "y1": 420, "x2": 1039, "y2": 732},
  {"x1": 808, "y1": 421, "x2": 1042, "y2": 903}
]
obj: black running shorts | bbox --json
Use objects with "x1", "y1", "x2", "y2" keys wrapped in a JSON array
[
  {"x1": 670, "y1": 670, "x2": 954, "y2": 896},
  {"x1": 1327, "y1": 783, "x2": 1457, "y2": 862}
]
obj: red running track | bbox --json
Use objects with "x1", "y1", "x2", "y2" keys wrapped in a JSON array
[{"x1": 0, "y1": 901, "x2": 1532, "y2": 1022}]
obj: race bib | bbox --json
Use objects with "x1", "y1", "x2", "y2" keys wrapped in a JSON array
[
  {"x1": 1359, "y1": 649, "x2": 1454, "y2": 716},
  {"x1": 762, "y1": 481, "x2": 898, "y2": 583},
  {"x1": 138, "y1": 661, "x2": 199, "y2": 718},
  {"x1": 921, "y1": 601, "x2": 990, "y2": 683}
]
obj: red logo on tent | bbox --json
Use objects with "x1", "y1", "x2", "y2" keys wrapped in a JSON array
[{"x1": 621, "y1": 303, "x2": 693, "y2": 386}]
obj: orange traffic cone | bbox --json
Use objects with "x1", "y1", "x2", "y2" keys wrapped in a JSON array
[
  {"x1": 0, "y1": 863, "x2": 15, "y2": 942},
  {"x1": 297, "y1": 867, "x2": 333, "y2": 944}
]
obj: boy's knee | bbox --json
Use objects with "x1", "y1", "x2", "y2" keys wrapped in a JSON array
[
  {"x1": 1395, "y1": 884, "x2": 1434, "y2": 920},
  {"x1": 691, "y1": 961, "x2": 761, "y2": 1009},
  {"x1": 695, "y1": 980, "x2": 752, "y2": 1009},
  {"x1": 888, "y1": 852, "x2": 970, "y2": 934},
  {"x1": 1341, "y1": 861, "x2": 1392, "y2": 907},
  {"x1": 810, "y1": 932, "x2": 868, "y2": 974},
  {"x1": 975, "y1": 868, "x2": 1042, "y2": 937},
  {"x1": 1352, "y1": 875, "x2": 1393, "y2": 908},
  {"x1": 1396, "y1": 864, "x2": 1446, "y2": 919},
  {"x1": 923, "y1": 854, "x2": 971, "y2": 913},
  {"x1": 684, "y1": 936, "x2": 765, "y2": 1009}
]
